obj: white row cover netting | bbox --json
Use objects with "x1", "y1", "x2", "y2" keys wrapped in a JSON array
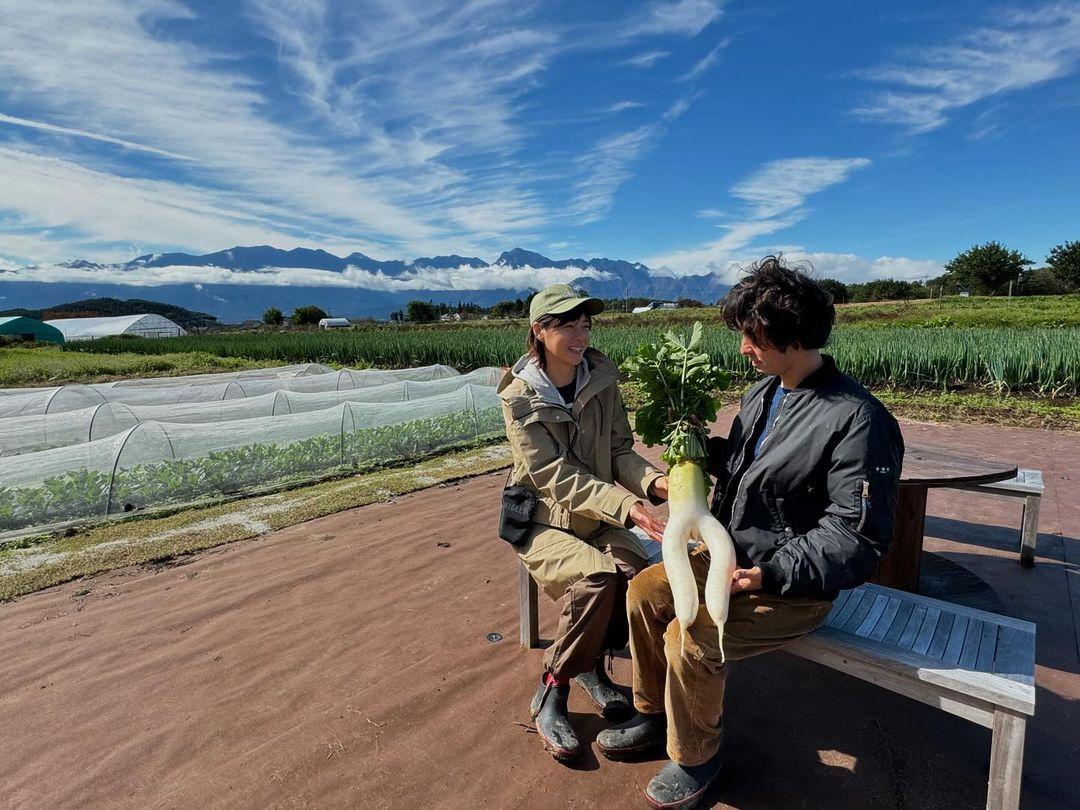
[
  {"x1": 107, "y1": 363, "x2": 334, "y2": 387},
  {"x1": 0, "y1": 364, "x2": 462, "y2": 418},
  {"x1": 0, "y1": 368, "x2": 504, "y2": 456},
  {"x1": 0, "y1": 364, "x2": 334, "y2": 397},
  {"x1": 0, "y1": 383, "x2": 503, "y2": 535}
]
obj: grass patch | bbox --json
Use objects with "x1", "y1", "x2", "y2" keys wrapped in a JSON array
[
  {"x1": 873, "y1": 389, "x2": 1080, "y2": 432},
  {"x1": 0, "y1": 443, "x2": 512, "y2": 600},
  {"x1": 0, "y1": 347, "x2": 262, "y2": 387},
  {"x1": 834, "y1": 294, "x2": 1080, "y2": 328}
]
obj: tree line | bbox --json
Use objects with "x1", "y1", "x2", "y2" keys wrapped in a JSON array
[{"x1": 820, "y1": 240, "x2": 1079, "y2": 303}]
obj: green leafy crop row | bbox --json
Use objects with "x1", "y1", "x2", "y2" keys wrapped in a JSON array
[{"x1": 0, "y1": 407, "x2": 504, "y2": 533}]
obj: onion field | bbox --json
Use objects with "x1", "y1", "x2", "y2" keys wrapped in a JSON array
[{"x1": 70, "y1": 326, "x2": 1080, "y2": 395}]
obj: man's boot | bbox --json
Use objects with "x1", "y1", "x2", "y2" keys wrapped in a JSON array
[
  {"x1": 574, "y1": 663, "x2": 632, "y2": 720},
  {"x1": 595, "y1": 711, "x2": 666, "y2": 759},
  {"x1": 529, "y1": 674, "x2": 581, "y2": 761},
  {"x1": 643, "y1": 747, "x2": 724, "y2": 809}
]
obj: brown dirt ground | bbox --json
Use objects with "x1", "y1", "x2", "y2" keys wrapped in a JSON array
[{"x1": 0, "y1": 411, "x2": 1077, "y2": 809}]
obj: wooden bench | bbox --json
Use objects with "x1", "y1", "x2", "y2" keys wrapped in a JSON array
[
  {"x1": 517, "y1": 565, "x2": 1036, "y2": 810},
  {"x1": 948, "y1": 469, "x2": 1044, "y2": 567}
]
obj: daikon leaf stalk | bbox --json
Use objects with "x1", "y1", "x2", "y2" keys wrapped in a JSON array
[{"x1": 622, "y1": 322, "x2": 737, "y2": 661}]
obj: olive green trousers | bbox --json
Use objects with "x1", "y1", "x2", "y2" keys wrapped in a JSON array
[{"x1": 518, "y1": 523, "x2": 649, "y2": 678}]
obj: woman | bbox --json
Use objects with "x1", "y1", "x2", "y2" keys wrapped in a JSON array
[{"x1": 497, "y1": 283, "x2": 669, "y2": 762}]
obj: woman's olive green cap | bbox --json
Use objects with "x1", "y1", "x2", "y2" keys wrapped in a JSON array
[{"x1": 529, "y1": 284, "x2": 605, "y2": 323}]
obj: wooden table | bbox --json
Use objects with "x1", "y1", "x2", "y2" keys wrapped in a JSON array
[{"x1": 872, "y1": 444, "x2": 1017, "y2": 592}]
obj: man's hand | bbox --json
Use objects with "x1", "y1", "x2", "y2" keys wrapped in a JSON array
[
  {"x1": 629, "y1": 501, "x2": 667, "y2": 543},
  {"x1": 649, "y1": 476, "x2": 669, "y2": 502},
  {"x1": 731, "y1": 566, "x2": 763, "y2": 593}
]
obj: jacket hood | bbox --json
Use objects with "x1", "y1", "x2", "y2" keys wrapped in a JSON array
[{"x1": 498, "y1": 348, "x2": 618, "y2": 408}]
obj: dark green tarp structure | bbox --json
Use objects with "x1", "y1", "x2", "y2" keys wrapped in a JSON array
[{"x1": 0, "y1": 316, "x2": 65, "y2": 345}]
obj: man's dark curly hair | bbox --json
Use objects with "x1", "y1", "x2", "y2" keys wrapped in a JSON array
[{"x1": 721, "y1": 256, "x2": 835, "y2": 351}]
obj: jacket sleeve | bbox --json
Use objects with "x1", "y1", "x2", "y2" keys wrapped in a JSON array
[
  {"x1": 504, "y1": 403, "x2": 641, "y2": 527},
  {"x1": 611, "y1": 388, "x2": 665, "y2": 503},
  {"x1": 758, "y1": 406, "x2": 903, "y2": 596}
]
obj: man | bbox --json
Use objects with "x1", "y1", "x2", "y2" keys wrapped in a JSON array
[{"x1": 596, "y1": 257, "x2": 905, "y2": 808}]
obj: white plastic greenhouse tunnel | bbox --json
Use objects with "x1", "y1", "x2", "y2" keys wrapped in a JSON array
[
  {"x1": 0, "y1": 364, "x2": 465, "y2": 418},
  {"x1": 0, "y1": 364, "x2": 334, "y2": 397},
  {"x1": 45, "y1": 313, "x2": 188, "y2": 341},
  {"x1": 0, "y1": 368, "x2": 503, "y2": 457},
  {"x1": 0, "y1": 364, "x2": 506, "y2": 537}
]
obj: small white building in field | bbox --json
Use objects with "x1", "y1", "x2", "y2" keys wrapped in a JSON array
[
  {"x1": 631, "y1": 301, "x2": 678, "y2": 314},
  {"x1": 318, "y1": 317, "x2": 351, "y2": 329},
  {"x1": 45, "y1": 313, "x2": 187, "y2": 341}
]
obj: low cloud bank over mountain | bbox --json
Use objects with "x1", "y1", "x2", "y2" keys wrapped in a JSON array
[{"x1": 0, "y1": 245, "x2": 732, "y2": 322}]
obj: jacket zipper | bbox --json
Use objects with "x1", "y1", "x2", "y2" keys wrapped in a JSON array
[
  {"x1": 855, "y1": 479, "x2": 870, "y2": 532},
  {"x1": 730, "y1": 393, "x2": 793, "y2": 527}
]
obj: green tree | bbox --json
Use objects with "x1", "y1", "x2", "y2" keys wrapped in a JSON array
[
  {"x1": 676, "y1": 298, "x2": 705, "y2": 308},
  {"x1": 1019, "y1": 267, "x2": 1073, "y2": 296},
  {"x1": 290, "y1": 305, "x2": 328, "y2": 326},
  {"x1": 405, "y1": 300, "x2": 437, "y2": 323},
  {"x1": 1046, "y1": 240, "x2": 1080, "y2": 289},
  {"x1": 943, "y1": 242, "x2": 1032, "y2": 295},
  {"x1": 262, "y1": 307, "x2": 284, "y2": 326},
  {"x1": 816, "y1": 278, "x2": 849, "y2": 304}
]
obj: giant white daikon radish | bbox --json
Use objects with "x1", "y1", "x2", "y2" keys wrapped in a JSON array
[{"x1": 622, "y1": 323, "x2": 738, "y2": 660}]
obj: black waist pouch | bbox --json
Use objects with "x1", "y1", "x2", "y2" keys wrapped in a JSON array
[{"x1": 499, "y1": 484, "x2": 538, "y2": 546}]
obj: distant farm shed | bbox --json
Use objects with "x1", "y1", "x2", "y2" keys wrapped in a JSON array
[
  {"x1": 318, "y1": 317, "x2": 351, "y2": 329},
  {"x1": 0, "y1": 316, "x2": 65, "y2": 345},
  {"x1": 45, "y1": 313, "x2": 187, "y2": 341}
]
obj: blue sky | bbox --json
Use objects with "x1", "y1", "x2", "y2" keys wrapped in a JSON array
[{"x1": 0, "y1": 0, "x2": 1078, "y2": 285}]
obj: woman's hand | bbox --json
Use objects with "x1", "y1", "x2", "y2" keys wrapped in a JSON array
[
  {"x1": 629, "y1": 501, "x2": 667, "y2": 543},
  {"x1": 731, "y1": 566, "x2": 763, "y2": 593},
  {"x1": 649, "y1": 476, "x2": 669, "y2": 502}
]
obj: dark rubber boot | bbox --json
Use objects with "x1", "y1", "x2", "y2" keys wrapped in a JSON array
[
  {"x1": 529, "y1": 678, "x2": 582, "y2": 762},
  {"x1": 643, "y1": 747, "x2": 724, "y2": 809},
  {"x1": 595, "y1": 711, "x2": 667, "y2": 759},
  {"x1": 575, "y1": 665, "x2": 632, "y2": 721}
]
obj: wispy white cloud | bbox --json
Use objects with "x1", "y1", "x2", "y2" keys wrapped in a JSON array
[
  {"x1": 0, "y1": 0, "x2": 731, "y2": 267},
  {"x1": 645, "y1": 156, "x2": 872, "y2": 273},
  {"x1": 623, "y1": 50, "x2": 670, "y2": 68},
  {"x1": 1, "y1": 261, "x2": 616, "y2": 293},
  {"x1": 570, "y1": 96, "x2": 698, "y2": 223},
  {"x1": 599, "y1": 101, "x2": 648, "y2": 114},
  {"x1": 0, "y1": 113, "x2": 195, "y2": 161},
  {"x1": 854, "y1": 2, "x2": 1080, "y2": 133},
  {"x1": 624, "y1": 0, "x2": 725, "y2": 38},
  {"x1": 0, "y1": 147, "x2": 381, "y2": 266},
  {"x1": 679, "y1": 40, "x2": 727, "y2": 81}
]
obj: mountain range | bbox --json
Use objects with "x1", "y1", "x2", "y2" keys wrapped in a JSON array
[{"x1": 0, "y1": 246, "x2": 731, "y2": 323}]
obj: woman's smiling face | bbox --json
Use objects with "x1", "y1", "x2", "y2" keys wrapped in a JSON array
[{"x1": 534, "y1": 313, "x2": 592, "y2": 368}]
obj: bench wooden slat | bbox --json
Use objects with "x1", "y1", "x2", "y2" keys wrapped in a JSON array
[
  {"x1": 867, "y1": 596, "x2": 903, "y2": 641},
  {"x1": 976, "y1": 622, "x2": 999, "y2": 673},
  {"x1": 993, "y1": 626, "x2": 1036, "y2": 688},
  {"x1": 897, "y1": 605, "x2": 928, "y2": 650},
  {"x1": 881, "y1": 600, "x2": 915, "y2": 646},
  {"x1": 855, "y1": 593, "x2": 891, "y2": 637},
  {"x1": 959, "y1": 618, "x2": 985, "y2": 669},
  {"x1": 943, "y1": 615, "x2": 971, "y2": 665},
  {"x1": 926, "y1": 611, "x2": 956, "y2": 660},
  {"x1": 827, "y1": 588, "x2": 866, "y2": 628},
  {"x1": 841, "y1": 590, "x2": 877, "y2": 632},
  {"x1": 858, "y1": 582, "x2": 1033, "y2": 631},
  {"x1": 912, "y1": 607, "x2": 942, "y2": 655},
  {"x1": 824, "y1": 589, "x2": 854, "y2": 623}
]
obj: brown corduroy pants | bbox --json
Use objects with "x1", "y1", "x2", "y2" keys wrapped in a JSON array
[{"x1": 628, "y1": 551, "x2": 833, "y2": 766}]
